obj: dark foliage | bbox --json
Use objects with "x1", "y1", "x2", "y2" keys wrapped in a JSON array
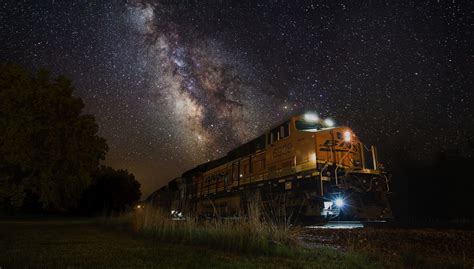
[
  {"x1": 80, "y1": 166, "x2": 141, "y2": 215},
  {"x1": 391, "y1": 143, "x2": 474, "y2": 223},
  {"x1": 0, "y1": 64, "x2": 108, "y2": 211}
]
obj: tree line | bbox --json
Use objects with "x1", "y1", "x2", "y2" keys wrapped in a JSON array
[
  {"x1": 0, "y1": 64, "x2": 141, "y2": 215},
  {"x1": 390, "y1": 147, "x2": 474, "y2": 223}
]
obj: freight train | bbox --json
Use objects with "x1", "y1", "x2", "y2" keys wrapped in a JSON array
[{"x1": 145, "y1": 113, "x2": 392, "y2": 223}]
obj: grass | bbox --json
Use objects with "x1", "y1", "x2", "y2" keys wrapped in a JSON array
[
  {"x1": 120, "y1": 206, "x2": 302, "y2": 256},
  {"x1": 0, "y1": 216, "x2": 471, "y2": 268},
  {"x1": 0, "y1": 218, "x2": 383, "y2": 269}
]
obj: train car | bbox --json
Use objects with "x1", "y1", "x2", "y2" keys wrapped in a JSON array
[{"x1": 148, "y1": 113, "x2": 392, "y2": 223}]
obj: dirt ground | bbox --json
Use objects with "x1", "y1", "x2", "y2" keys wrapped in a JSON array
[{"x1": 300, "y1": 226, "x2": 474, "y2": 267}]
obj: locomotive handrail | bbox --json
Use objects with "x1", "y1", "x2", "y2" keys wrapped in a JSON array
[
  {"x1": 383, "y1": 174, "x2": 391, "y2": 192},
  {"x1": 335, "y1": 142, "x2": 355, "y2": 186}
]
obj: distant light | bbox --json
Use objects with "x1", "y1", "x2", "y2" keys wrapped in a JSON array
[
  {"x1": 304, "y1": 112, "x2": 319, "y2": 122},
  {"x1": 136, "y1": 205, "x2": 142, "y2": 209},
  {"x1": 240, "y1": 174, "x2": 243, "y2": 178},
  {"x1": 324, "y1": 118, "x2": 335, "y2": 127},
  {"x1": 344, "y1": 131, "x2": 352, "y2": 142},
  {"x1": 309, "y1": 153, "x2": 316, "y2": 163},
  {"x1": 335, "y1": 198, "x2": 344, "y2": 208}
]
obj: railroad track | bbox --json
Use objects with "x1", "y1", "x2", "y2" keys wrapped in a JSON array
[
  {"x1": 305, "y1": 220, "x2": 390, "y2": 229},
  {"x1": 305, "y1": 220, "x2": 474, "y2": 230}
]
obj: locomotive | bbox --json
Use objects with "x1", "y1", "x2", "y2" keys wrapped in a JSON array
[{"x1": 146, "y1": 113, "x2": 392, "y2": 223}]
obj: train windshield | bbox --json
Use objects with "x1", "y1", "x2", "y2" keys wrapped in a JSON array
[{"x1": 295, "y1": 120, "x2": 323, "y2": 132}]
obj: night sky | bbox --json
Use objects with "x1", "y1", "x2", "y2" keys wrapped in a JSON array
[{"x1": 1, "y1": 1, "x2": 472, "y2": 196}]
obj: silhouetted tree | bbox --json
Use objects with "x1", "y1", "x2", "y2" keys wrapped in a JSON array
[
  {"x1": 80, "y1": 166, "x2": 141, "y2": 215},
  {"x1": 0, "y1": 64, "x2": 108, "y2": 211}
]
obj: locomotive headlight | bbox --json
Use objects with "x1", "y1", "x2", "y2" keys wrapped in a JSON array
[
  {"x1": 304, "y1": 112, "x2": 319, "y2": 122},
  {"x1": 335, "y1": 198, "x2": 344, "y2": 208},
  {"x1": 324, "y1": 118, "x2": 335, "y2": 127},
  {"x1": 344, "y1": 131, "x2": 352, "y2": 142}
]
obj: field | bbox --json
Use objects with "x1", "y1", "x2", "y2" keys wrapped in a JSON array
[
  {"x1": 0, "y1": 218, "x2": 472, "y2": 269},
  {"x1": 0, "y1": 219, "x2": 358, "y2": 269}
]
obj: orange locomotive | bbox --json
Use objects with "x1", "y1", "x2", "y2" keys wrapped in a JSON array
[{"x1": 147, "y1": 113, "x2": 392, "y2": 223}]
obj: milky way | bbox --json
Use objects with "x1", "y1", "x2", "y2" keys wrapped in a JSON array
[
  {"x1": 125, "y1": 0, "x2": 282, "y2": 162},
  {"x1": 1, "y1": 1, "x2": 472, "y2": 195}
]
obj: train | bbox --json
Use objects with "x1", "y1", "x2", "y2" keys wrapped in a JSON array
[{"x1": 144, "y1": 113, "x2": 392, "y2": 224}]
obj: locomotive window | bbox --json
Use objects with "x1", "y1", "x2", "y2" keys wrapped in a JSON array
[
  {"x1": 337, "y1": 132, "x2": 343, "y2": 140},
  {"x1": 268, "y1": 122, "x2": 290, "y2": 144},
  {"x1": 255, "y1": 135, "x2": 265, "y2": 149},
  {"x1": 268, "y1": 128, "x2": 278, "y2": 144},
  {"x1": 295, "y1": 120, "x2": 323, "y2": 131},
  {"x1": 224, "y1": 174, "x2": 228, "y2": 186},
  {"x1": 280, "y1": 122, "x2": 290, "y2": 138},
  {"x1": 272, "y1": 127, "x2": 279, "y2": 142}
]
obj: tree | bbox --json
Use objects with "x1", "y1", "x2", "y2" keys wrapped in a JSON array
[
  {"x1": 0, "y1": 64, "x2": 108, "y2": 210},
  {"x1": 80, "y1": 166, "x2": 141, "y2": 215}
]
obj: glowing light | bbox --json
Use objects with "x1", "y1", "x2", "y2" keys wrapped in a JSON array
[
  {"x1": 344, "y1": 131, "x2": 352, "y2": 142},
  {"x1": 304, "y1": 112, "x2": 319, "y2": 122},
  {"x1": 324, "y1": 201, "x2": 333, "y2": 209},
  {"x1": 309, "y1": 153, "x2": 316, "y2": 163},
  {"x1": 324, "y1": 118, "x2": 335, "y2": 127},
  {"x1": 335, "y1": 198, "x2": 344, "y2": 208},
  {"x1": 136, "y1": 205, "x2": 142, "y2": 209}
]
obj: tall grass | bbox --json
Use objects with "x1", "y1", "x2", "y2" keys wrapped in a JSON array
[{"x1": 113, "y1": 201, "x2": 303, "y2": 256}]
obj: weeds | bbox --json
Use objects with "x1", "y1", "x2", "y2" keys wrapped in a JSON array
[
  {"x1": 99, "y1": 203, "x2": 474, "y2": 269},
  {"x1": 128, "y1": 204, "x2": 302, "y2": 257}
]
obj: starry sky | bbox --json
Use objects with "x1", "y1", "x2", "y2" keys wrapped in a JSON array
[{"x1": 1, "y1": 0, "x2": 472, "y2": 196}]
